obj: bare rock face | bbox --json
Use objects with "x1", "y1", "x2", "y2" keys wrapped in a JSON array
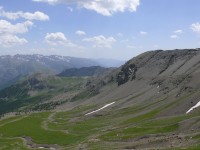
[
  {"x1": 117, "y1": 63, "x2": 137, "y2": 85},
  {"x1": 85, "y1": 48, "x2": 200, "y2": 118},
  {"x1": 85, "y1": 48, "x2": 200, "y2": 102},
  {"x1": 115, "y1": 49, "x2": 200, "y2": 86}
]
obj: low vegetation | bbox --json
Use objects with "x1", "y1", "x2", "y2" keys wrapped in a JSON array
[
  {"x1": 0, "y1": 75, "x2": 86, "y2": 115},
  {"x1": 0, "y1": 93, "x2": 199, "y2": 149}
]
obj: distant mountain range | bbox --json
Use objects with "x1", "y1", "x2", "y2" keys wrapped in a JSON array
[{"x1": 0, "y1": 54, "x2": 124, "y2": 90}]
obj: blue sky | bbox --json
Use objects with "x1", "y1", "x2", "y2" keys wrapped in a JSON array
[{"x1": 0, "y1": 0, "x2": 200, "y2": 60}]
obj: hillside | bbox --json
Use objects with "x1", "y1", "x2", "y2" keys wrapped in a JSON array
[
  {"x1": 0, "y1": 74, "x2": 88, "y2": 115},
  {"x1": 0, "y1": 54, "x2": 96, "y2": 90},
  {"x1": 0, "y1": 49, "x2": 200, "y2": 149},
  {"x1": 83, "y1": 49, "x2": 200, "y2": 115},
  {"x1": 58, "y1": 66, "x2": 114, "y2": 77}
]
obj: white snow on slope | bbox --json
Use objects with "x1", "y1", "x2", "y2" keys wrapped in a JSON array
[
  {"x1": 85, "y1": 102, "x2": 115, "y2": 116},
  {"x1": 186, "y1": 101, "x2": 200, "y2": 114}
]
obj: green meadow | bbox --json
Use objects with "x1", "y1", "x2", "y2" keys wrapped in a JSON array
[{"x1": 0, "y1": 93, "x2": 200, "y2": 149}]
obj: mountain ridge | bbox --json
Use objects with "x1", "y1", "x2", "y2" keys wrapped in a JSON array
[{"x1": 0, "y1": 54, "x2": 123, "y2": 90}]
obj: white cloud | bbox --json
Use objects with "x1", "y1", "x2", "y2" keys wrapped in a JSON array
[
  {"x1": 191, "y1": 23, "x2": 200, "y2": 34},
  {"x1": 33, "y1": 0, "x2": 59, "y2": 4},
  {"x1": 0, "y1": 34, "x2": 27, "y2": 47},
  {"x1": 140, "y1": 31, "x2": 147, "y2": 35},
  {"x1": 0, "y1": 7, "x2": 48, "y2": 48},
  {"x1": 170, "y1": 35, "x2": 179, "y2": 39},
  {"x1": 76, "y1": 30, "x2": 86, "y2": 36},
  {"x1": 45, "y1": 32, "x2": 77, "y2": 47},
  {"x1": 32, "y1": 0, "x2": 140, "y2": 16},
  {"x1": 174, "y1": 29, "x2": 183, "y2": 34},
  {"x1": 0, "y1": 19, "x2": 33, "y2": 47},
  {"x1": 0, "y1": 6, "x2": 49, "y2": 21},
  {"x1": 83, "y1": 35, "x2": 116, "y2": 48},
  {"x1": 0, "y1": 20, "x2": 33, "y2": 34}
]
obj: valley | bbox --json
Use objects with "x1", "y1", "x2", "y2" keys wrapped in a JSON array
[
  {"x1": 0, "y1": 49, "x2": 200, "y2": 149},
  {"x1": 0, "y1": 92, "x2": 200, "y2": 149}
]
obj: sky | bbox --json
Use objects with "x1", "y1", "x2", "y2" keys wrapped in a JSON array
[{"x1": 0, "y1": 0, "x2": 200, "y2": 60}]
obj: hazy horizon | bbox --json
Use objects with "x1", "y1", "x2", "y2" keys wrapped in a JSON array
[{"x1": 0, "y1": 53, "x2": 128, "y2": 61}]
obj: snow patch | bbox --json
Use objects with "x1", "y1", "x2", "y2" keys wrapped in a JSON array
[
  {"x1": 186, "y1": 101, "x2": 200, "y2": 114},
  {"x1": 85, "y1": 102, "x2": 115, "y2": 116}
]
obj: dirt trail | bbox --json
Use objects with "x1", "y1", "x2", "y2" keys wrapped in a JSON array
[
  {"x1": 42, "y1": 113, "x2": 69, "y2": 135},
  {"x1": 0, "y1": 116, "x2": 26, "y2": 127},
  {"x1": 22, "y1": 136, "x2": 61, "y2": 150}
]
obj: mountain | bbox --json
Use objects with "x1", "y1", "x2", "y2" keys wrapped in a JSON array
[
  {"x1": 58, "y1": 66, "x2": 115, "y2": 77},
  {"x1": 86, "y1": 48, "x2": 200, "y2": 105},
  {"x1": 0, "y1": 66, "x2": 115, "y2": 115},
  {"x1": 0, "y1": 55, "x2": 93, "y2": 90},
  {"x1": 0, "y1": 49, "x2": 200, "y2": 149},
  {"x1": 0, "y1": 73, "x2": 87, "y2": 115},
  {"x1": 0, "y1": 54, "x2": 122, "y2": 90}
]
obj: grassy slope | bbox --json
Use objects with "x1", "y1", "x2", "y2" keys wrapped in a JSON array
[
  {"x1": 0, "y1": 92, "x2": 200, "y2": 149},
  {"x1": 0, "y1": 138, "x2": 29, "y2": 150},
  {"x1": 0, "y1": 76, "x2": 86, "y2": 115}
]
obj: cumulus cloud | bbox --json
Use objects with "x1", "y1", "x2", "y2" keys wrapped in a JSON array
[
  {"x1": 191, "y1": 23, "x2": 200, "y2": 34},
  {"x1": 174, "y1": 29, "x2": 183, "y2": 34},
  {"x1": 0, "y1": 7, "x2": 48, "y2": 47},
  {"x1": 0, "y1": 6, "x2": 49, "y2": 21},
  {"x1": 0, "y1": 20, "x2": 33, "y2": 34},
  {"x1": 170, "y1": 35, "x2": 179, "y2": 39},
  {"x1": 76, "y1": 30, "x2": 86, "y2": 36},
  {"x1": 45, "y1": 32, "x2": 77, "y2": 47},
  {"x1": 83, "y1": 35, "x2": 116, "y2": 48},
  {"x1": 140, "y1": 31, "x2": 147, "y2": 35},
  {"x1": 0, "y1": 34, "x2": 27, "y2": 47},
  {"x1": 0, "y1": 19, "x2": 33, "y2": 47},
  {"x1": 32, "y1": 0, "x2": 140, "y2": 16}
]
